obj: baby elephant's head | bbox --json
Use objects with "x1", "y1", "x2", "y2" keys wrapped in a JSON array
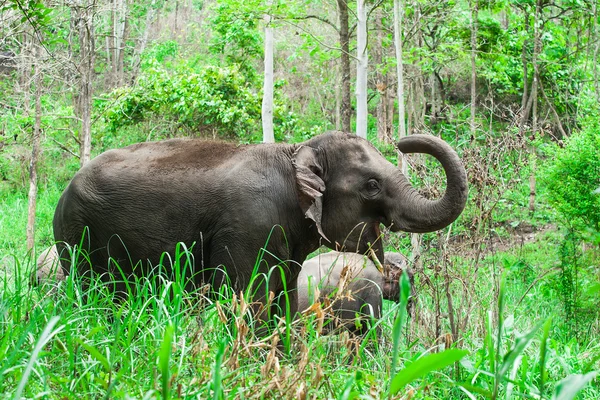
[{"x1": 382, "y1": 252, "x2": 415, "y2": 313}]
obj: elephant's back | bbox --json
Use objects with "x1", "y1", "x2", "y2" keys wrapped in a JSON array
[{"x1": 85, "y1": 139, "x2": 243, "y2": 174}]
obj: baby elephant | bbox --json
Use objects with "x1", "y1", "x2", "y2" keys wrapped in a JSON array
[
  {"x1": 297, "y1": 251, "x2": 414, "y2": 336},
  {"x1": 30, "y1": 245, "x2": 65, "y2": 286}
]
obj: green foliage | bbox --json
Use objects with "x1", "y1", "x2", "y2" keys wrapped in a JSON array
[
  {"x1": 1, "y1": 0, "x2": 53, "y2": 36},
  {"x1": 552, "y1": 372, "x2": 599, "y2": 400},
  {"x1": 141, "y1": 40, "x2": 180, "y2": 67},
  {"x1": 558, "y1": 232, "x2": 580, "y2": 328},
  {"x1": 102, "y1": 52, "x2": 317, "y2": 143},
  {"x1": 540, "y1": 125, "x2": 600, "y2": 235},
  {"x1": 390, "y1": 271, "x2": 412, "y2": 381},
  {"x1": 102, "y1": 62, "x2": 263, "y2": 141},
  {"x1": 207, "y1": 0, "x2": 263, "y2": 82},
  {"x1": 390, "y1": 349, "x2": 468, "y2": 395}
]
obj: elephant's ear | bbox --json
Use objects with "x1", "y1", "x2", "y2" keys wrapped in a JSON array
[{"x1": 292, "y1": 145, "x2": 329, "y2": 241}]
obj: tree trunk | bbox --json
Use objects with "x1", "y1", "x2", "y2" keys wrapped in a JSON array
[
  {"x1": 430, "y1": 73, "x2": 438, "y2": 124},
  {"x1": 355, "y1": 0, "x2": 368, "y2": 139},
  {"x1": 593, "y1": 1, "x2": 600, "y2": 101},
  {"x1": 394, "y1": 0, "x2": 406, "y2": 145},
  {"x1": 337, "y1": 0, "x2": 351, "y2": 133},
  {"x1": 110, "y1": 0, "x2": 118, "y2": 87},
  {"x1": 262, "y1": 1, "x2": 275, "y2": 143},
  {"x1": 335, "y1": 65, "x2": 341, "y2": 130},
  {"x1": 20, "y1": 33, "x2": 31, "y2": 120},
  {"x1": 529, "y1": 0, "x2": 541, "y2": 213},
  {"x1": 74, "y1": 1, "x2": 96, "y2": 167},
  {"x1": 409, "y1": 2, "x2": 426, "y2": 132},
  {"x1": 470, "y1": 0, "x2": 478, "y2": 135},
  {"x1": 116, "y1": 1, "x2": 130, "y2": 87},
  {"x1": 407, "y1": 0, "x2": 424, "y2": 266},
  {"x1": 521, "y1": 9, "x2": 530, "y2": 113},
  {"x1": 131, "y1": 0, "x2": 157, "y2": 82},
  {"x1": 27, "y1": 44, "x2": 42, "y2": 251},
  {"x1": 374, "y1": 9, "x2": 390, "y2": 143}
]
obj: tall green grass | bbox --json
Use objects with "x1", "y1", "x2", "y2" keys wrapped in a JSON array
[
  {"x1": 1, "y1": 242, "x2": 598, "y2": 398},
  {"x1": 1, "y1": 182, "x2": 599, "y2": 398}
]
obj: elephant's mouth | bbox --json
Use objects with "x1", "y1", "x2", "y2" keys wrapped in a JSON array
[{"x1": 379, "y1": 215, "x2": 398, "y2": 232}]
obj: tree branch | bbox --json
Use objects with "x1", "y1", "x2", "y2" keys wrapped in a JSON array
[
  {"x1": 538, "y1": 77, "x2": 568, "y2": 138},
  {"x1": 286, "y1": 15, "x2": 339, "y2": 33},
  {"x1": 50, "y1": 136, "x2": 80, "y2": 158},
  {"x1": 279, "y1": 20, "x2": 359, "y2": 62}
]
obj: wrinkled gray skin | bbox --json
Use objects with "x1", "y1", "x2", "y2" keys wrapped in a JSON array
[
  {"x1": 53, "y1": 131, "x2": 467, "y2": 321},
  {"x1": 31, "y1": 245, "x2": 64, "y2": 286},
  {"x1": 297, "y1": 251, "x2": 414, "y2": 335}
]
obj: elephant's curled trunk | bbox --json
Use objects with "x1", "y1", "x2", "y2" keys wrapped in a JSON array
[{"x1": 393, "y1": 134, "x2": 468, "y2": 233}]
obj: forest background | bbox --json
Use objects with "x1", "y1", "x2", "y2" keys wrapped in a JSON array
[{"x1": 0, "y1": 0, "x2": 599, "y2": 398}]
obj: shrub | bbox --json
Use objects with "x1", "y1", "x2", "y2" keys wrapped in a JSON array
[
  {"x1": 102, "y1": 62, "x2": 263, "y2": 141},
  {"x1": 539, "y1": 125, "x2": 600, "y2": 238}
]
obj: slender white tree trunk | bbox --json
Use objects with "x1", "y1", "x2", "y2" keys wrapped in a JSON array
[
  {"x1": 594, "y1": 1, "x2": 600, "y2": 101},
  {"x1": 529, "y1": 0, "x2": 541, "y2": 213},
  {"x1": 394, "y1": 0, "x2": 406, "y2": 146},
  {"x1": 131, "y1": 0, "x2": 157, "y2": 81},
  {"x1": 27, "y1": 44, "x2": 42, "y2": 251},
  {"x1": 337, "y1": 0, "x2": 351, "y2": 132},
  {"x1": 76, "y1": 0, "x2": 96, "y2": 166},
  {"x1": 470, "y1": 0, "x2": 478, "y2": 135},
  {"x1": 355, "y1": 0, "x2": 368, "y2": 139},
  {"x1": 335, "y1": 64, "x2": 341, "y2": 130},
  {"x1": 262, "y1": 1, "x2": 274, "y2": 143}
]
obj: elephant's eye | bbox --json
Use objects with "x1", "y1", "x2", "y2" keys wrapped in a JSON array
[{"x1": 365, "y1": 179, "x2": 381, "y2": 196}]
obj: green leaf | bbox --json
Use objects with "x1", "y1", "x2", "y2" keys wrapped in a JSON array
[
  {"x1": 159, "y1": 324, "x2": 175, "y2": 400},
  {"x1": 498, "y1": 320, "x2": 544, "y2": 379},
  {"x1": 539, "y1": 318, "x2": 553, "y2": 398},
  {"x1": 212, "y1": 339, "x2": 227, "y2": 400},
  {"x1": 458, "y1": 382, "x2": 493, "y2": 398},
  {"x1": 389, "y1": 349, "x2": 469, "y2": 394},
  {"x1": 551, "y1": 372, "x2": 598, "y2": 400},
  {"x1": 14, "y1": 316, "x2": 62, "y2": 400},
  {"x1": 390, "y1": 270, "x2": 412, "y2": 378},
  {"x1": 79, "y1": 342, "x2": 110, "y2": 372}
]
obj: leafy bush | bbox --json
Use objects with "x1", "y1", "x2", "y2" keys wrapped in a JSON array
[
  {"x1": 101, "y1": 58, "x2": 321, "y2": 143},
  {"x1": 540, "y1": 124, "x2": 600, "y2": 337},
  {"x1": 539, "y1": 126, "x2": 600, "y2": 237},
  {"x1": 102, "y1": 63, "x2": 263, "y2": 141},
  {"x1": 207, "y1": 0, "x2": 262, "y2": 82}
]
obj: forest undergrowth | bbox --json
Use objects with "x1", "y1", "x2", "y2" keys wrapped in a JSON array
[
  {"x1": 1, "y1": 146, "x2": 598, "y2": 399},
  {"x1": 2, "y1": 1, "x2": 600, "y2": 397}
]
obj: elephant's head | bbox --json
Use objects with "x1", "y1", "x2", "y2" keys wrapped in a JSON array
[{"x1": 293, "y1": 132, "x2": 468, "y2": 261}]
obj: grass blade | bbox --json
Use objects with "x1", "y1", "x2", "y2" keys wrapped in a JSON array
[
  {"x1": 212, "y1": 339, "x2": 227, "y2": 400},
  {"x1": 539, "y1": 317, "x2": 553, "y2": 398},
  {"x1": 390, "y1": 270, "x2": 412, "y2": 379},
  {"x1": 159, "y1": 324, "x2": 175, "y2": 400},
  {"x1": 498, "y1": 320, "x2": 544, "y2": 379},
  {"x1": 551, "y1": 371, "x2": 598, "y2": 400},
  {"x1": 13, "y1": 316, "x2": 61, "y2": 400},
  {"x1": 389, "y1": 348, "x2": 468, "y2": 395},
  {"x1": 79, "y1": 342, "x2": 111, "y2": 372},
  {"x1": 486, "y1": 309, "x2": 495, "y2": 374}
]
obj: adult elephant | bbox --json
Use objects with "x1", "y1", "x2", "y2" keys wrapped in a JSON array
[{"x1": 53, "y1": 131, "x2": 467, "y2": 320}]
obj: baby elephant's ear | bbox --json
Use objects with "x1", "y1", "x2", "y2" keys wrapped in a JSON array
[{"x1": 292, "y1": 145, "x2": 328, "y2": 241}]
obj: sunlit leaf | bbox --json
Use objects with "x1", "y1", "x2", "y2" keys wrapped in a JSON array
[
  {"x1": 551, "y1": 372, "x2": 598, "y2": 400},
  {"x1": 390, "y1": 349, "x2": 468, "y2": 394}
]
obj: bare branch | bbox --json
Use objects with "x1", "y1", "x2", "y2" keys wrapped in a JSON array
[
  {"x1": 279, "y1": 19, "x2": 359, "y2": 62},
  {"x1": 50, "y1": 136, "x2": 79, "y2": 158},
  {"x1": 286, "y1": 15, "x2": 339, "y2": 33}
]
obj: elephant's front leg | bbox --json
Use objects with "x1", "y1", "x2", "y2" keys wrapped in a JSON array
[{"x1": 244, "y1": 261, "x2": 300, "y2": 338}]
